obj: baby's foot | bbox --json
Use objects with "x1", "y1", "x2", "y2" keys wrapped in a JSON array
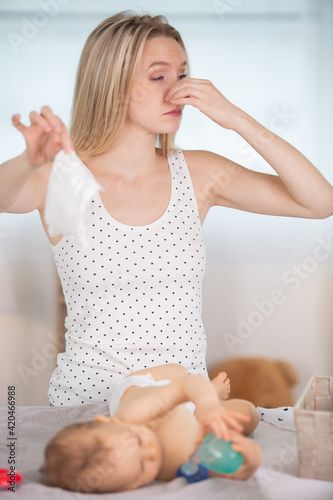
[{"x1": 211, "y1": 372, "x2": 230, "y2": 400}]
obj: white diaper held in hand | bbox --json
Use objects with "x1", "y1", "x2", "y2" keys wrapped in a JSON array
[{"x1": 44, "y1": 150, "x2": 103, "y2": 248}]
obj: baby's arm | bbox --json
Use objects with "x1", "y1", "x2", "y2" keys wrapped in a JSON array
[{"x1": 114, "y1": 369, "x2": 247, "y2": 439}]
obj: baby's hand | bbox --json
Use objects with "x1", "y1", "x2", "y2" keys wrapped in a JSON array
[
  {"x1": 194, "y1": 402, "x2": 249, "y2": 442},
  {"x1": 227, "y1": 430, "x2": 262, "y2": 474}
]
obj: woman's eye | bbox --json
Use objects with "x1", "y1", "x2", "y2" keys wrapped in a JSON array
[{"x1": 152, "y1": 74, "x2": 188, "y2": 82}]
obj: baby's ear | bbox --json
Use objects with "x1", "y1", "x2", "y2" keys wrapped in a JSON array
[{"x1": 94, "y1": 415, "x2": 120, "y2": 423}]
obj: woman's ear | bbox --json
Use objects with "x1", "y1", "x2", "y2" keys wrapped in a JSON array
[{"x1": 94, "y1": 415, "x2": 121, "y2": 423}]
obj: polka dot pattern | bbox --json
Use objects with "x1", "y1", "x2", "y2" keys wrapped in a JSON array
[{"x1": 48, "y1": 151, "x2": 207, "y2": 405}]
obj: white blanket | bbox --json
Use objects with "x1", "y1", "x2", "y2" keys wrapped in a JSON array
[
  {"x1": 0, "y1": 403, "x2": 332, "y2": 499},
  {"x1": 257, "y1": 406, "x2": 296, "y2": 431}
]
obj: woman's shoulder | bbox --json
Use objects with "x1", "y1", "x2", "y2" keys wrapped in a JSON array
[
  {"x1": 181, "y1": 149, "x2": 226, "y2": 167},
  {"x1": 165, "y1": 148, "x2": 224, "y2": 168},
  {"x1": 180, "y1": 149, "x2": 230, "y2": 180}
]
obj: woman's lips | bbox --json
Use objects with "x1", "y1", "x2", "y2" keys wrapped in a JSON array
[{"x1": 163, "y1": 109, "x2": 182, "y2": 116}]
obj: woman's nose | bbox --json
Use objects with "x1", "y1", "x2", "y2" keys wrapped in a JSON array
[{"x1": 164, "y1": 76, "x2": 179, "y2": 101}]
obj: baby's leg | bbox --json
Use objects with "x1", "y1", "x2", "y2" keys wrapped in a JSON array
[
  {"x1": 221, "y1": 399, "x2": 259, "y2": 435},
  {"x1": 211, "y1": 372, "x2": 230, "y2": 401}
]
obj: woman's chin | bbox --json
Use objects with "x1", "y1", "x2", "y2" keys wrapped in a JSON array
[{"x1": 158, "y1": 123, "x2": 181, "y2": 135}]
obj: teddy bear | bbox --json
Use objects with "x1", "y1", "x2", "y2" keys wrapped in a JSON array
[{"x1": 208, "y1": 356, "x2": 298, "y2": 408}]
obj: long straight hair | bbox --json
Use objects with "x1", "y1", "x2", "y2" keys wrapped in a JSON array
[{"x1": 70, "y1": 11, "x2": 189, "y2": 157}]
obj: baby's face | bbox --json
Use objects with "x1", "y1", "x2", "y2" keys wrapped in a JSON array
[{"x1": 92, "y1": 420, "x2": 164, "y2": 492}]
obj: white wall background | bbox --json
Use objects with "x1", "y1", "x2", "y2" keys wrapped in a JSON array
[{"x1": 0, "y1": 0, "x2": 332, "y2": 405}]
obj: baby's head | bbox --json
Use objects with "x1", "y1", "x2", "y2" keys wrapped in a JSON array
[{"x1": 42, "y1": 416, "x2": 163, "y2": 493}]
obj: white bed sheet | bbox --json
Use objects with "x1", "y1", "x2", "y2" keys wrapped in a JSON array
[{"x1": 0, "y1": 403, "x2": 332, "y2": 500}]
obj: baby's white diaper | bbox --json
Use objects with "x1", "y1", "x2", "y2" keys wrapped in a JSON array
[{"x1": 109, "y1": 373, "x2": 196, "y2": 416}]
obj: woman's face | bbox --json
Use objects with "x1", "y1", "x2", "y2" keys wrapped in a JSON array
[{"x1": 126, "y1": 36, "x2": 188, "y2": 136}]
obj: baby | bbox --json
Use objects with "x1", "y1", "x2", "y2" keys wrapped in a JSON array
[{"x1": 43, "y1": 364, "x2": 262, "y2": 493}]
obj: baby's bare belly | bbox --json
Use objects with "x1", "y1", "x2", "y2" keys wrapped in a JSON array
[{"x1": 154, "y1": 404, "x2": 200, "y2": 481}]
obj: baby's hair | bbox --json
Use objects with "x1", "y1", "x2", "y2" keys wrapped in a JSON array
[{"x1": 42, "y1": 420, "x2": 116, "y2": 493}]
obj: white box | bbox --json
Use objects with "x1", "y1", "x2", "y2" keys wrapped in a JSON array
[{"x1": 294, "y1": 376, "x2": 333, "y2": 481}]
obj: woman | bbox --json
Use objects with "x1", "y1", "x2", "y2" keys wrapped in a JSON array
[{"x1": 1, "y1": 12, "x2": 332, "y2": 406}]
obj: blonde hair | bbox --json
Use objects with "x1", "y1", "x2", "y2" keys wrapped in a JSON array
[{"x1": 70, "y1": 11, "x2": 189, "y2": 157}]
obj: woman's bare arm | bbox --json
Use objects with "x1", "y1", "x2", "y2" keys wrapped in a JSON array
[
  {"x1": 166, "y1": 78, "x2": 333, "y2": 219},
  {"x1": 0, "y1": 106, "x2": 73, "y2": 213}
]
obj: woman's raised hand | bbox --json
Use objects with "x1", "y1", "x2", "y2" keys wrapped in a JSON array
[
  {"x1": 12, "y1": 105, "x2": 74, "y2": 168},
  {"x1": 165, "y1": 77, "x2": 242, "y2": 130}
]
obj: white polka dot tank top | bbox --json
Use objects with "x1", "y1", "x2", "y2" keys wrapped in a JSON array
[{"x1": 48, "y1": 150, "x2": 207, "y2": 405}]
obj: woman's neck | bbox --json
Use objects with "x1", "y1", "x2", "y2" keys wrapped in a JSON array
[{"x1": 80, "y1": 125, "x2": 163, "y2": 179}]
